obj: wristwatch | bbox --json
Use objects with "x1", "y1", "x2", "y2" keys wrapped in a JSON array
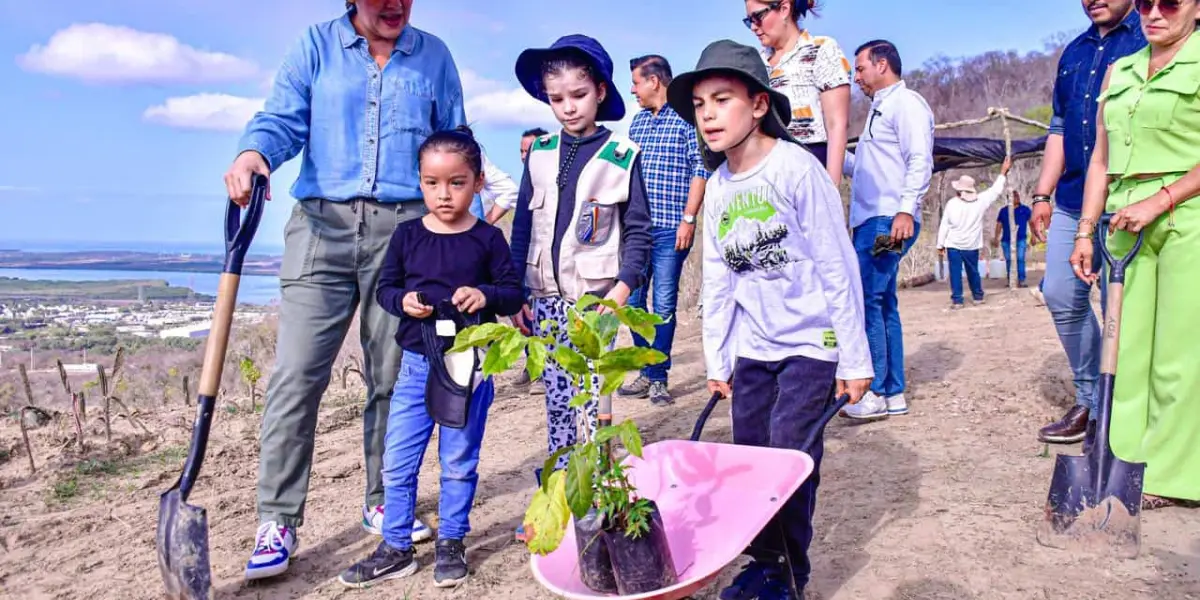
[{"x1": 682, "y1": 214, "x2": 697, "y2": 224}]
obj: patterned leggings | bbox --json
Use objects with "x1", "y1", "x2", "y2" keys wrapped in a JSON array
[{"x1": 533, "y1": 297, "x2": 600, "y2": 469}]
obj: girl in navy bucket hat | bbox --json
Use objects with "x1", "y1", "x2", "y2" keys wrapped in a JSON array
[{"x1": 507, "y1": 34, "x2": 653, "y2": 540}]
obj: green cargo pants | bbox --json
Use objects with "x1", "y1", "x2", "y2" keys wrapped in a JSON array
[{"x1": 257, "y1": 197, "x2": 427, "y2": 527}]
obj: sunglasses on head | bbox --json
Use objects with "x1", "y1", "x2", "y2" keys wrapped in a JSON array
[
  {"x1": 742, "y1": 2, "x2": 783, "y2": 29},
  {"x1": 1136, "y1": 0, "x2": 1183, "y2": 17}
]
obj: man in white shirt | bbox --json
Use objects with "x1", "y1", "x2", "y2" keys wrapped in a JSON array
[
  {"x1": 840, "y1": 39, "x2": 934, "y2": 422},
  {"x1": 483, "y1": 128, "x2": 547, "y2": 225},
  {"x1": 936, "y1": 158, "x2": 1011, "y2": 308}
]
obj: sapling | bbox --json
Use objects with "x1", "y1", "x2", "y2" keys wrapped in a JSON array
[{"x1": 448, "y1": 293, "x2": 668, "y2": 555}]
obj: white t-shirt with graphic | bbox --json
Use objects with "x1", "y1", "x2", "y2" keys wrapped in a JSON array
[{"x1": 701, "y1": 140, "x2": 873, "y2": 383}]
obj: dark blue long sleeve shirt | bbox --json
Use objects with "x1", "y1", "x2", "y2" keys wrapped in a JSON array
[
  {"x1": 508, "y1": 127, "x2": 652, "y2": 296},
  {"x1": 376, "y1": 218, "x2": 523, "y2": 353},
  {"x1": 1049, "y1": 10, "x2": 1145, "y2": 213}
]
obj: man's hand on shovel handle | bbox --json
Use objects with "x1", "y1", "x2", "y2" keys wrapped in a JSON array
[{"x1": 225, "y1": 151, "x2": 272, "y2": 207}]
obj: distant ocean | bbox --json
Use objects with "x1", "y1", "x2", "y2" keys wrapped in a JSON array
[{"x1": 0, "y1": 240, "x2": 282, "y2": 305}]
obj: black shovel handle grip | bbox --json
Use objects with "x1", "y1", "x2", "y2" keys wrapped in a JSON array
[
  {"x1": 224, "y1": 174, "x2": 268, "y2": 275},
  {"x1": 1096, "y1": 214, "x2": 1145, "y2": 284}
]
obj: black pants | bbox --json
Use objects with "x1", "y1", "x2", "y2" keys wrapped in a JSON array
[
  {"x1": 803, "y1": 142, "x2": 828, "y2": 167},
  {"x1": 732, "y1": 354, "x2": 838, "y2": 589}
]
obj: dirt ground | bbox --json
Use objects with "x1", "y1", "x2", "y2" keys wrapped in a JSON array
[{"x1": 2, "y1": 272, "x2": 1198, "y2": 600}]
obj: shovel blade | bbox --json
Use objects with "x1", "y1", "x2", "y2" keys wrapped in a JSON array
[
  {"x1": 156, "y1": 488, "x2": 214, "y2": 599},
  {"x1": 1036, "y1": 454, "x2": 1144, "y2": 558}
]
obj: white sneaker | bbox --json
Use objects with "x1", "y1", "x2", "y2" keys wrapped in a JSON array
[
  {"x1": 885, "y1": 393, "x2": 909, "y2": 416},
  {"x1": 361, "y1": 504, "x2": 433, "y2": 543},
  {"x1": 840, "y1": 391, "x2": 889, "y2": 421},
  {"x1": 1030, "y1": 286, "x2": 1046, "y2": 306},
  {"x1": 244, "y1": 521, "x2": 298, "y2": 580}
]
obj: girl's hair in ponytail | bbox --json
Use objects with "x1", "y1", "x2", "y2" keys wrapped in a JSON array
[
  {"x1": 792, "y1": 0, "x2": 820, "y2": 21},
  {"x1": 418, "y1": 125, "x2": 484, "y2": 176}
]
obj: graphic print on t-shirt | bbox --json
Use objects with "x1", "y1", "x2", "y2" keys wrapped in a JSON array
[{"x1": 717, "y1": 186, "x2": 794, "y2": 274}]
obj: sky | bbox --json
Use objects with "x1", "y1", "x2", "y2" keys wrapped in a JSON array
[{"x1": 0, "y1": 0, "x2": 1090, "y2": 251}]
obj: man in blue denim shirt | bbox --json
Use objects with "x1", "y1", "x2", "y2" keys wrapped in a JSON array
[
  {"x1": 223, "y1": 0, "x2": 465, "y2": 580},
  {"x1": 1028, "y1": 1, "x2": 1144, "y2": 445}
]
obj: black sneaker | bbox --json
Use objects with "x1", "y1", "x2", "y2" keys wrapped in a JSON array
[
  {"x1": 433, "y1": 538, "x2": 469, "y2": 588},
  {"x1": 337, "y1": 541, "x2": 417, "y2": 589},
  {"x1": 719, "y1": 561, "x2": 776, "y2": 600},
  {"x1": 649, "y1": 381, "x2": 674, "y2": 406}
]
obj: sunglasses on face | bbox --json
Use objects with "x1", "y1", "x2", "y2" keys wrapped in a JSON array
[
  {"x1": 742, "y1": 2, "x2": 782, "y2": 29},
  {"x1": 1136, "y1": 0, "x2": 1183, "y2": 17}
]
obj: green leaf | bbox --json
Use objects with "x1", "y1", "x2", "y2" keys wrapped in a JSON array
[
  {"x1": 541, "y1": 447, "x2": 571, "y2": 494},
  {"x1": 480, "y1": 329, "x2": 527, "y2": 376},
  {"x1": 616, "y1": 306, "x2": 664, "y2": 343},
  {"x1": 450, "y1": 322, "x2": 513, "y2": 353},
  {"x1": 523, "y1": 470, "x2": 571, "y2": 555},
  {"x1": 576, "y1": 294, "x2": 620, "y2": 313},
  {"x1": 525, "y1": 338, "x2": 548, "y2": 381},
  {"x1": 567, "y1": 313, "x2": 602, "y2": 360},
  {"x1": 618, "y1": 420, "x2": 644, "y2": 458},
  {"x1": 593, "y1": 425, "x2": 621, "y2": 445},
  {"x1": 552, "y1": 345, "x2": 589, "y2": 376},
  {"x1": 564, "y1": 451, "x2": 596, "y2": 520},
  {"x1": 599, "y1": 366, "x2": 627, "y2": 396},
  {"x1": 569, "y1": 392, "x2": 592, "y2": 409},
  {"x1": 598, "y1": 347, "x2": 667, "y2": 373}
]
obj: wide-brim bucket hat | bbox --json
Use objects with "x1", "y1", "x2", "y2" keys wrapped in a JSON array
[
  {"x1": 951, "y1": 175, "x2": 978, "y2": 199},
  {"x1": 515, "y1": 34, "x2": 626, "y2": 122},
  {"x1": 666, "y1": 39, "x2": 797, "y2": 170}
]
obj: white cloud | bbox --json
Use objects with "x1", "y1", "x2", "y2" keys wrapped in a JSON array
[
  {"x1": 17, "y1": 23, "x2": 259, "y2": 84},
  {"x1": 143, "y1": 94, "x2": 264, "y2": 132},
  {"x1": 460, "y1": 69, "x2": 636, "y2": 133}
]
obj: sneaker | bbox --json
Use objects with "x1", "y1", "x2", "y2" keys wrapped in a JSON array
[
  {"x1": 618, "y1": 374, "x2": 650, "y2": 398},
  {"x1": 649, "y1": 381, "x2": 674, "y2": 406},
  {"x1": 1029, "y1": 286, "x2": 1046, "y2": 306},
  {"x1": 337, "y1": 541, "x2": 418, "y2": 589},
  {"x1": 433, "y1": 538, "x2": 469, "y2": 588},
  {"x1": 757, "y1": 575, "x2": 802, "y2": 600},
  {"x1": 972, "y1": 297, "x2": 986, "y2": 306},
  {"x1": 885, "y1": 393, "x2": 908, "y2": 416},
  {"x1": 361, "y1": 504, "x2": 433, "y2": 543},
  {"x1": 244, "y1": 521, "x2": 298, "y2": 580},
  {"x1": 950, "y1": 302, "x2": 964, "y2": 310},
  {"x1": 839, "y1": 391, "x2": 888, "y2": 421},
  {"x1": 515, "y1": 369, "x2": 532, "y2": 386},
  {"x1": 719, "y1": 561, "x2": 776, "y2": 600}
]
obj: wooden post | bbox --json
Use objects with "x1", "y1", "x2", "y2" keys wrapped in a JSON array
[{"x1": 999, "y1": 111, "x2": 1018, "y2": 293}]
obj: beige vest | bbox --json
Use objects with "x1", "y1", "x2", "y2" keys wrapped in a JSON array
[{"x1": 523, "y1": 132, "x2": 639, "y2": 303}]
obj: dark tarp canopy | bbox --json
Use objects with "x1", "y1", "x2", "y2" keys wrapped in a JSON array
[
  {"x1": 848, "y1": 135, "x2": 1047, "y2": 173},
  {"x1": 928, "y1": 135, "x2": 1047, "y2": 173}
]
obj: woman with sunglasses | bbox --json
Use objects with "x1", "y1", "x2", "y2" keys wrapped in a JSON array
[
  {"x1": 1071, "y1": 0, "x2": 1200, "y2": 510},
  {"x1": 744, "y1": 0, "x2": 851, "y2": 183}
]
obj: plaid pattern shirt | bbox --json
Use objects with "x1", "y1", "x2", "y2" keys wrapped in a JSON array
[{"x1": 627, "y1": 105, "x2": 709, "y2": 230}]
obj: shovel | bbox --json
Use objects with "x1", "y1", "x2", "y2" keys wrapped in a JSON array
[
  {"x1": 1036, "y1": 214, "x2": 1146, "y2": 559},
  {"x1": 156, "y1": 174, "x2": 268, "y2": 599}
]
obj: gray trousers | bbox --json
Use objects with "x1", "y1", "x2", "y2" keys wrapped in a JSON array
[{"x1": 257, "y1": 197, "x2": 426, "y2": 528}]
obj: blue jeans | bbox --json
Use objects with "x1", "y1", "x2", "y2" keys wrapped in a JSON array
[
  {"x1": 947, "y1": 248, "x2": 984, "y2": 304},
  {"x1": 382, "y1": 350, "x2": 494, "y2": 550},
  {"x1": 852, "y1": 216, "x2": 920, "y2": 397},
  {"x1": 1000, "y1": 238, "x2": 1028, "y2": 283},
  {"x1": 1043, "y1": 207, "x2": 1105, "y2": 415},
  {"x1": 629, "y1": 226, "x2": 691, "y2": 383}
]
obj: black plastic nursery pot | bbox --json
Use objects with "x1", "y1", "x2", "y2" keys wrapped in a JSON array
[
  {"x1": 603, "y1": 501, "x2": 679, "y2": 595},
  {"x1": 574, "y1": 508, "x2": 619, "y2": 594}
]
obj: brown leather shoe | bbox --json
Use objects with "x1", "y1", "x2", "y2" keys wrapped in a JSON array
[{"x1": 1038, "y1": 405, "x2": 1090, "y2": 444}]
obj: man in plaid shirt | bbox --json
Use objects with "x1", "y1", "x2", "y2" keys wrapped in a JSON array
[{"x1": 618, "y1": 54, "x2": 709, "y2": 406}]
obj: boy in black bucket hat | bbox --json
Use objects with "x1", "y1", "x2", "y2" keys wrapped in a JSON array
[{"x1": 667, "y1": 39, "x2": 873, "y2": 600}]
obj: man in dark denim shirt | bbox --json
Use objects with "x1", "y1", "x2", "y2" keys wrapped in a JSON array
[{"x1": 1030, "y1": 1, "x2": 1145, "y2": 445}]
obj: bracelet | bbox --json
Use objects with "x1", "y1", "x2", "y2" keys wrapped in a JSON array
[
  {"x1": 1164, "y1": 185, "x2": 1176, "y2": 228},
  {"x1": 1075, "y1": 231, "x2": 1094, "y2": 240},
  {"x1": 1032, "y1": 194, "x2": 1052, "y2": 205}
]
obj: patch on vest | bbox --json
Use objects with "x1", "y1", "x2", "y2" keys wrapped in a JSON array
[
  {"x1": 597, "y1": 141, "x2": 634, "y2": 170},
  {"x1": 534, "y1": 135, "x2": 559, "y2": 151},
  {"x1": 576, "y1": 199, "x2": 617, "y2": 247}
]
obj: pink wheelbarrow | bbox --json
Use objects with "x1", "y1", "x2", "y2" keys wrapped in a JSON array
[{"x1": 530, "y1": 392, "x2": 850, "y2": 599}]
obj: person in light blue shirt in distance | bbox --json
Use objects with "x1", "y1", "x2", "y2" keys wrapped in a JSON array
[{"x1": 223, "y1": 0, "x2": 465, "y2": 581}]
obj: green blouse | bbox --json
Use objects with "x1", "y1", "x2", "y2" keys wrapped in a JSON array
[{"x1": 1101, "y1": 32, "x2": 1200, "y2": 178}]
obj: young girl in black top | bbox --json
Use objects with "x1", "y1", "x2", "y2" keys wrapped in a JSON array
[{"x1": 338, "y1": 126, "x2": 522, "y2": 590}]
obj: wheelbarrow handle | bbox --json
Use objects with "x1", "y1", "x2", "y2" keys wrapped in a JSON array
[
  {"x1": 688, "y1": 391, "x2": 851, "y2": 452},
  {"x1": 1096, "y1": 214, "x2": 1145, "y2": 284},
  {"x1": 177, "y1": 175, "x2": 268, "y2": 502},
  {"x1": 689, "y1": 392, "x2": 723, "y2": 442}
]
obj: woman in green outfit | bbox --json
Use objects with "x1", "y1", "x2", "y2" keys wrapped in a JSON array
[{"x1": 1072, "y1": 0, "x2": 1200, "y2": 509}]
